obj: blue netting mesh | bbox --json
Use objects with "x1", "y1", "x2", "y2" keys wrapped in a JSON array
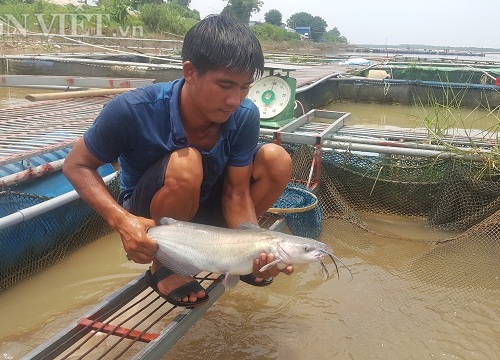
[
  {"x1": 270, "y1": 183, "x2": 323, "y2": 239},
  {"x1": 0, "y1": 174, "x2": 120, "y2": 291}
]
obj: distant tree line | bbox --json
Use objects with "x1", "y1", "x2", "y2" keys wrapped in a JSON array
[{"x1": 220, "y1": 1, "x2": 348, "y2": 43}]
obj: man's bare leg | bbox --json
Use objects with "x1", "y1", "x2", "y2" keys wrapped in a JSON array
[
  {"x1": 149, "y1": 147, "x2": 206, "y2": 304},
  {"x1": 150, "y1": 147, "x2": 203, "y2": 223},
  {"x1": 251, "y1": 143, "x2": 292, "y2": 217}
]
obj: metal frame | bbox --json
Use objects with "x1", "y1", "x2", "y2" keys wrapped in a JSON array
[
  {"x1": 0, "y1": 96, "x2": 110, "y2": 166},
  {"x1": 273, "y1": 109, "x2": 352, "y2": 188},
  {"x1": 0, "y1": 75, "x2": 154, "y2": 89}
]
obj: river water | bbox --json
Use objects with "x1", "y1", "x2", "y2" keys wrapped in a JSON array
[{"x1": 1, "y1": 88, "x2": 499, "y2": 359}]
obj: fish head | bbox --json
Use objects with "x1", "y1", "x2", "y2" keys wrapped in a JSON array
[{"x1": 276, "y1": 237, "x2": 329, "y2": 265}]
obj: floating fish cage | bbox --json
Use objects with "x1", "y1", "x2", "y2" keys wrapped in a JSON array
[
  {"x1": 0, "y1": 96, "x2": 123, "y2": 291},
  {"x1": 1, "y1": 53, "x2": 183, "y2": 83},
  {"x1": 0, "y1": 169, "x2": 120, "y2": 291},
  {"x1": 363, "y1": 63, "x2": 500, "y2": 84},
  {"x1": 22, "y1": 108, "x2": 500, "y2": 359},
  {"x1": 263, "y1": 109, "x2": 500, "y2": 238}
]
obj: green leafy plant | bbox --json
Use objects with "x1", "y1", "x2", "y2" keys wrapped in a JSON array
[
  {"x1": 415, "y1": 85, "x2": 500, "y2": 178},
  {"x1": 251, "y1": 22, "x2": 300, "y2": 42}
]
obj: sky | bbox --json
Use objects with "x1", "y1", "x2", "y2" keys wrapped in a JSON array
[{"x1": 189, "y1": 0, "x2": 498, "y2": 49}]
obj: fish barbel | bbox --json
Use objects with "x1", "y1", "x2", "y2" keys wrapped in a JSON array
[{"x1": 147, "y1": 217, "x2": 350, "y2": 289}]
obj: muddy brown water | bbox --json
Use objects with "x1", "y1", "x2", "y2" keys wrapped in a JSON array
[
  {"x1": 1, "y1": 218, "x2": 498, "y2": 359},
  {"x1": 1, "y1": 90, "x2": 499, "y2": 359}
]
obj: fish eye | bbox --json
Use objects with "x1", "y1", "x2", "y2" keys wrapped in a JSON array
[{"x1": 303, "y1": 244, "x2": 310, "y2": 251}]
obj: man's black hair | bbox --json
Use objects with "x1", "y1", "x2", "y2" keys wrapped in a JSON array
[{"x1": 182, "y1": 14, "x2": 264, "y2": 78}]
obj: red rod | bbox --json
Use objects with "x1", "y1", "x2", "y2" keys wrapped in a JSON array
[{"x1": 77, "y1": 318, "x2": 159, "y2": 343}]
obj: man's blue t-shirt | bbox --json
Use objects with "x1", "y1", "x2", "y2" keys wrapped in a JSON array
[{"x1": 83, "y1": 79, "x2": 260, "y2": 202}]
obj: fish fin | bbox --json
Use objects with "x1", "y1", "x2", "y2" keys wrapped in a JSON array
[
  {"x1": 259, "y1": 257, "x2": 282, "y2": 272},
  {"x1": 158, "y1": 217, "x2": 178, "y2": 226},
  {"x1": 222, "y1": 274, "x2": 240, "y2": 289},
  {"x1": 238, "y1": 222, "x2": 261, "y2": 230},
  {"x1": 158, "y1": 259, "x2": 199, "y2": 277},
  {"x1": 155, "y1": 247, "x2": 201, "y2": 277}
]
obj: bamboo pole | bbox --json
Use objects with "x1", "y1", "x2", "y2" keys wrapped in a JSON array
[{"x1": 25, "y1": 88, "x2": 135, "y2": 102}]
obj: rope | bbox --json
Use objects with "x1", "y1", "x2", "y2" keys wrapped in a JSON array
[
  {"x1": 383, "y1": 81, "x2": 391, "y2": 95},
  {"x1": 295, "y1": 99, "x2": 306, "y2": 116}
]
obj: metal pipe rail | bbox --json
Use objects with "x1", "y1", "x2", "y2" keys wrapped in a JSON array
[
  {"x1": 336, "y1": 126, "x2": 498, "y2": 147},
  {"x1": 263, "y1": 109, "x2": 496, "y2": 162},
  {"x1": 0, "y1": 172, "x2": 118, "y2": 230},
  {"x1": 264, "y1": 127, "x2": 488, "y2": 162},
  {"x1": 2, "y1": 55, "x2": 183, "y2": 69},
  {"x1": 321, "y1": 140, "x2": 485, "y2": 162}
]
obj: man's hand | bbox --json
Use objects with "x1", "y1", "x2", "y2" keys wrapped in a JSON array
[
  {"x1": 118, "y1": 214, "x2": 157, "y2": 264},
  {"x1": 252, "y1": 253, "x2": 293, "y2": 281}
]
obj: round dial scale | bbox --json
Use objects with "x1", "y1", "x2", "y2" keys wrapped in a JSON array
[{"x1": 248, "y1": 76, "x2": 292, "y2": 119}]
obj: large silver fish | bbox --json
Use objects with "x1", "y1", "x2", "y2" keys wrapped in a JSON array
[{"x1": 148, "y1": 217, "x2": 350, "y2": 289}]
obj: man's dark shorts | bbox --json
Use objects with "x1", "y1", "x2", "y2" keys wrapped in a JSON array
[{"x1": 119, "y1": 153, "x2": 226, "y2": 227}]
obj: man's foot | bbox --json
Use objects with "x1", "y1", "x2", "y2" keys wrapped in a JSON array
[{"x1": 145, "y1": 264, "x2": 208, "y2": 307}]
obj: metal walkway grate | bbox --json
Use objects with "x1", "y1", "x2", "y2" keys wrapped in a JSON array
[
  {"x1": 0, "y1": 96, "x2": 111, "y2": 166},
  {"x1": 22, "y1": 215, "x2": 285, "y2": 359},
  {"x1": 23, "y1": 272, "x2": 224, "y2": 359}
]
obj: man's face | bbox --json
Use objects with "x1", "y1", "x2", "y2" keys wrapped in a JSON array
[{"x1": 188, "y1": 67, "x2": 255, "y2": 124}]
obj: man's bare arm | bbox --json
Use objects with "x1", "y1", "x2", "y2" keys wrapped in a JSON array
[{"x1": 63, "y1": 138, "x2": 157, "y2": 263}]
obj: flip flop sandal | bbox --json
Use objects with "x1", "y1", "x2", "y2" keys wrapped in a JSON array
[
  {"x1": 239, "y1": 273, "x2": 274, "y2": 287},
  {"x1": 144, "y1": 266, "x2": 209, "y2": 308}
]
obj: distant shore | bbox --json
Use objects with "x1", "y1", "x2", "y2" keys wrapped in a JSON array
[{"x1": 0, "y1": 35, "x2": 345, "y2": 56}]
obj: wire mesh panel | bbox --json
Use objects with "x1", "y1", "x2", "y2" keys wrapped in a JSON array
[
  {"x1": 312, "y1": 146, "x2": 500, "y2": 298},
  {"x1": 0, "y1": 175, "x2": 120, "y2": 291},
  {"x1": 14, "y1": 138, "x2": 500, "y2": 358}
]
